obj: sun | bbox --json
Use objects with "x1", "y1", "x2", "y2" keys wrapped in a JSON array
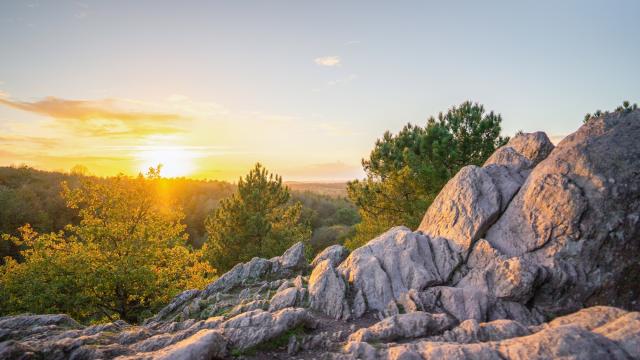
[{"x1": 137, "y1": 147, "x2": 196, "y2": 178}]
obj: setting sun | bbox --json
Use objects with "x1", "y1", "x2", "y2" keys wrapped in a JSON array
[{"x1": 137, "y1": 147, "x2": 196, "y2": 178}]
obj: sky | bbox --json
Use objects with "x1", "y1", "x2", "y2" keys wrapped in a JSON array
[{"x1": 0, "y1": 0, "x2": 638, "y2": 181}]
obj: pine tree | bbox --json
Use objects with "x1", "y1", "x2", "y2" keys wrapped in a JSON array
[{"x1": 204, "y1": 163, "x2": 311, "y2": 271}]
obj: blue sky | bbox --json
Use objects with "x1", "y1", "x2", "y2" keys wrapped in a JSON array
[{"x1": 0, "y1": 1, "x2": 638, "y2": 180}]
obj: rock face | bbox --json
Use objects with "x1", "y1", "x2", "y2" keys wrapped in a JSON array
[
  {"x1": 343, "y1": 306, "x2": 640, "y2": 360},
  {"x1": 1, "y1": 110, "x2": 639, "y2": 359}
]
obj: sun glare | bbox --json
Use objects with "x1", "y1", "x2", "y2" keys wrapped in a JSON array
[{"x1": 137, "y1": 147, "x2": 196, "y2": 178}]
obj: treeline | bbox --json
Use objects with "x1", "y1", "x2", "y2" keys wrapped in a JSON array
[
  {"x1": 0, "y1": 166, "x2": 235, "y2": 260},
  {"x1": 0, "y1": 166, "x2": 357, "y2": 262}
]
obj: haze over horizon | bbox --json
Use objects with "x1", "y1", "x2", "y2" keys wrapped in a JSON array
[{"x1": 1, "y1": 0, "x2": 639, "y2": 181}]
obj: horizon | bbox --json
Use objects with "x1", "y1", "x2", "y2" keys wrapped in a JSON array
[{"x1": 1, "y1": 1, "x2": 639, "y2": 181}]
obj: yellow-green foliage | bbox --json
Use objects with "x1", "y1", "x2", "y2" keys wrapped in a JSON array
[{"x1": 0, "y1": 168, "x2": 215, "y2": 324}]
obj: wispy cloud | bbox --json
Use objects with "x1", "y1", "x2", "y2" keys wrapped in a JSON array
[
  {"x1": 314, "y1": 56, "x2": 341, "y2": 67},
  {"x1": 0, "y1": 95, "x2": 186, "y2": 137},
  {"x1": 0, "y1": 135, "x2": 60, "y2": 148}
]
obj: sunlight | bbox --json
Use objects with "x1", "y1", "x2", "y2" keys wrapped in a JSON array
[{"x1": 137, "y1": 147, "x2": 196, "y2": 177}]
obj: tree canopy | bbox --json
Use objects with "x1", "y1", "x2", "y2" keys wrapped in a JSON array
[
  {"x1": 0, "y1": 168, "x2": 214, "y2": 324},
  {"x1": 346, "y1": 101, "x2": 508, "y2": 248},
  {"x1": 204, "y1": 163, "x2": 311, "y2": 272}
]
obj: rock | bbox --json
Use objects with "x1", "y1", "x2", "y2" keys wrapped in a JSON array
[
  {"x1": 337, "y1": 227, "x2": 461, "y2": 316},
  {"x1": 431, "y1": 318, "x2": 531, "y2": 343},
  {"x1": 416, "y1": 286, "x2": 490, "y2": 322},
  {"x1": 485, "y1": 110, "x2": 640, "y2": 315},
  {"x1": 418, "y1": 131, "x2": 554, "y2": 253},
  {"x1": 309, "y1": 259, "x2": 350, "y2": 320},
  {"x1": 121, "y1": 330, "x2": 227, "y2": 360},
  {"x1": 311, "y1": 244, "x2": 350, "y2": 268},
  {"x1": 348, "y1": 312, "x2": 456, "y2": 343},
  {"x1": 227, "y1": 300, "x2": 268, "y2": 318},
  {"x1": 416, "y1": 164, "x2": 526, "y2": 253},
  {"x1": 593, "y1": 312, "x2": 640, "y2": 358},
  {"x1": 273, "y1": 242, "x2": 307, "y2": 271},
  {"x1": 0, "y1": 314, "x2": 81, "y2": 331},
  {"x1": 221, "y1": 308, "x2": 316, "y2": 350},
  {"x1": 417, "y1": 166, "x2": 504, "y2": 251},
  {"x1": 484, "y1": 146, "x2": 533, "y2": 172},
  {"x1": 504, "y1": 131, "x2": 555, "y2": 166},
  {"x1": 268, "y1": 287, "x2": 300, "y2": 312},
  {"x1": 343, "y1": 307, "x2": 639, "y2": 360}
]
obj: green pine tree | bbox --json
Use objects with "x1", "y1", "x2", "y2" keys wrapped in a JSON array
[
  {"x1": 346, "y1": 101, "x2": 508, "y2": 249},
  {"x1": 204, "y1": 163, "x2": 311, "y2": 271}
]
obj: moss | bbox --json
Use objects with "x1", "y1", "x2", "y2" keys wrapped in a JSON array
[{"x1": 397, "y1": 303, "x2": 406, "y2": 314}]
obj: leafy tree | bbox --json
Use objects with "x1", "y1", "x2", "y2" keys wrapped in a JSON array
[
  {"x1": 204, "y1": 163, "x2": 311, "y2": 271},
  {"x1": 346, "y1": 101, "x2": 508, "y2": 249},
  {"x1": 0, "y1": 168, "x2": 214, "y2": 324}
]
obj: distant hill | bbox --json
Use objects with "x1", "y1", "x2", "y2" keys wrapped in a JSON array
[{"x1": 285, "y1": 181, "x2": 348, "y2": 197}]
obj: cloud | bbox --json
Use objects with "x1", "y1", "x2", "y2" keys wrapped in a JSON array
[
  {"x1": 0, "y1": 135, "x2": 60, "y2": 148},
  {"x1": 314, "y1": 56, "x2": 341, "y2": 67},
  {"x1": 0, "y1": 95, "x2": 186, "y2": 137}
]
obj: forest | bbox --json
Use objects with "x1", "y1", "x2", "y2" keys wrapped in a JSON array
[{"x1": 0, "y1": 101, "x2": 508, "y2": 325}]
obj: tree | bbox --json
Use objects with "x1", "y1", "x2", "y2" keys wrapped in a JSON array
[
  {"x1": 204, "y1": 163, "x2": 311, "y2": 272},
  {"x1": 0, "y1": 167, "x2": 214, "y2": 324},
  {"x1": 346, "y1": 101, "x2": 508, "y2": 249}
]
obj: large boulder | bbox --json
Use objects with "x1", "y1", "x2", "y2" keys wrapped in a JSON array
[
  {"x1": 484, "y1": 110, "x2": 640, "y2": 315},
  {"x1": 417, "y1": 131, "x2": 553, "y2": 252},
  {"x1": 309, "y1": 260, "x2": 350, "y2": 320},
  {"x1": 337, "y1": 227, "x2": 461, "y2": 316}
]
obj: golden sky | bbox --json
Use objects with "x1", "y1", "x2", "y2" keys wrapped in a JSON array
[{"x1": 0, "y1": 93, "x2": 365, "y2": 180}]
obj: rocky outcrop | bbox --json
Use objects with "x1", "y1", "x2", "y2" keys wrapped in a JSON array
[
  {"x1": 342, "y1": 306, "x2": 639, "y2": 359},
  {"x1": 1, "y1": 110, "x2": 639, "y2": 359},
  {"x1": 311, "y1": 244, "x2": 350, "y2": 268},
  {"x1": 337, "y1": 227, "x2": 461, "y2": 316},
  {"x1": 309, "y1": 259, "x2": 350, "y2": 320},
  {"x1": 417, "y1": 131, "x2": 553, "y2": 252}
]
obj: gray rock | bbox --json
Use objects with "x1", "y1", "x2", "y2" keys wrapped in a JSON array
[
  {"x1": 221, "y1": 308, "x2": 316, "y2": 350},
  {"x1": 337, "y1": 227, "x2": 461, "y2": 316},
  {"x1": 119, "y1": 329, "x2": 227, "y2": 360},
  {"x1": 311, "y1": 244, "x2": 350, "y2": 268},
  {"x1": 485, "y1": 110, "x2": 640, "y2": 315},
  {"x1": 348, "y1": 312, "x2": 456, "y2": 343},
  {"x1": 343, "y1": 307, "x2": 638, "y2": 360},
  {"x1": 0, "y1": 314, "x2": 81, "y2": 331},
  {"x1": 309, "y1": 259, "x2": 350, "y2": 320},
  {"x1": 504, "y1": 131, "x2": 555, "y2": 166},
  {"x1": 268, "y1": 287, "x2": 300, "y2": 312},
  {"x1": 273, "y1": 242, "x2": 308, "y2": 271},
  {"x1": 417, "y1": 165, "x2": 504, "y2": 251}
]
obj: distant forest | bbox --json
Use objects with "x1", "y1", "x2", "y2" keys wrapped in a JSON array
[{"x1": 0, "y1": 165, "x2": 359, "y2": 262}]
